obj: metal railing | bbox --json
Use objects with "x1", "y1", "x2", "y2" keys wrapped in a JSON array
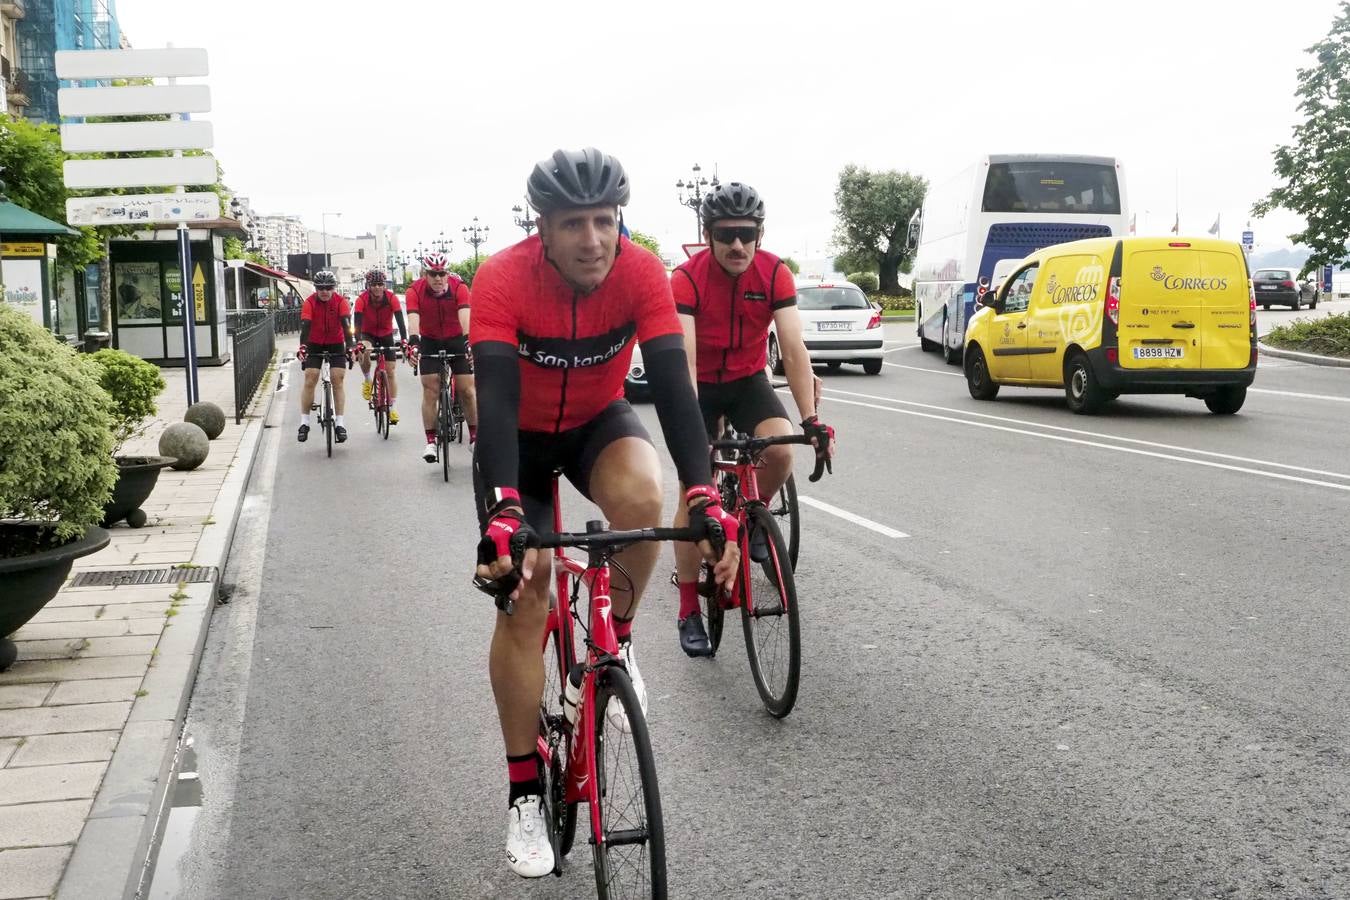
[
  {"x1": 226, "y1": 307, "x2": 301, "y2": 337},
  {"x1": 273, "y1": 308, "x2": 300, "y2": 335},
  {"x1": 232, "y1": 314, "x2": 275, "y2": 424}
]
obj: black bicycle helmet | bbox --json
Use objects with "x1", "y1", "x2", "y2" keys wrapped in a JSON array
[
  {"x1": 314, "y1": 269, "x2": 337, "y2": 289},
  {"x1": 527, "y1": 147, "x2": 630, "y2": 214},
  {"x1": 700, "y1": 181, "x2": 765, "y2": 224}
]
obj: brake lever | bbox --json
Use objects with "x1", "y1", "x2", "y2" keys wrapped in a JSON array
[{"x1": 472, "y1": 530, "x2": 534, "y2": 615}]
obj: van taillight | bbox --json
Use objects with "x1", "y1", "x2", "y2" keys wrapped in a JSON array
[
  {"x1": 866, "y1": 311, "x2": 882, "y2": 329},
  {"x1": 1249, "y1": 282, "x2": 1257, "y2": 326},
  {"x1": 1105, "y1": 276, "x2": 1121, "y2": 325}
]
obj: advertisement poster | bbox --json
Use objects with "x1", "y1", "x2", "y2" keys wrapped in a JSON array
[
  {"x1": 1, "y1": 259, "x2": 46, "y2": 328},
  {"x1": 115, "y1": 261, "x2": 163, "y2": 324}
]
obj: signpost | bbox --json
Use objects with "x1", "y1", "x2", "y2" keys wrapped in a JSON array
[
  {"x1": 55, "y1": 47, "x2": 216, "y2": 406},
  {"x1": 1324, "y1": 264, "x2": 1334, "y2": 296},
  {"x1": 1241, "y1": 230, "x2": 1254, "y2": 253}
]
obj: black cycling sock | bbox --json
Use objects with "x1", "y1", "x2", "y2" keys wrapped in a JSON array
[{"x1": 507, "y1": 752, "x2": 542, "y2": 806}]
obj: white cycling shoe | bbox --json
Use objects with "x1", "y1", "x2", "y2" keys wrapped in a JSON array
[
  {"x1": 506, "y1": 794, "x2": 554, "y2": 878},
  {"x1": 606, "y1": 640, "x2": 648, "y2": 734},
  {"x1": 422, "y1": 441, "x2": 437, "y2": 463}
]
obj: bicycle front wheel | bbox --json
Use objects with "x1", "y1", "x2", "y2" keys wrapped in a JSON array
[
  {"x1": 771, "y1": 474, "x2": 800, "y2": 570},
  {"x1": 591, "y1": 665, "x2": 666, "y2": 899},
  {"x1": 740, "y1": 505, "x2": 801, "y2": 717},
  {"x1": 374, "y1": 370, "x2": 389, "y2": 439},
  {"x1": 540, "y1": 613, "x2": 578, "y2": 859},
  {"x1": 323, "y1": 381, "x2": 334, "y2": 458},
  {"x1": 439, "y1": 387, "x2": 451, "y2": 482}
]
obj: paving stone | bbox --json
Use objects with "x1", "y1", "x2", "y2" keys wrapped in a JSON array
[
  {"x1": 9, "y1": 732, "x2": 119, "y2": 768},
  {"x1": 28, "y1": 604, "x2": 168, "y2": 624},
  {"x1": 0, "y1": 739, "x2": 17, "y2": 767},
  {"x1": 0, "y1": 761, "x2": 106, "y2": 805},
  {"x1": 12, "y1": 635, "x2": 160, "y2": 661},
  {"x1": 0, "y1": 702, "x2": 131, "y2": 738},
  {"x1": 47, "y1": 678, "x2": 143, "y2": 707},
  {"x1": 0, "y1": 685, "x2": 52, "y2": 710},
  {"x1": 54, "y1": 814, "x2": 142, "y2": 900},
  {"x1": 0, "y1": 657, "x2": 152, "y2": 687},
  {"x1": 0, "y1": 799, "x2": 91, "y2": 847},
  {"x1": 0, "y1": 846, "x2": 71, "y2": 899},
  {"x1": 11, "y1": 619, "x2": 162, "y2": 640},
  {"x1": 131, "y1": 551, "x2": 197, "y2": 565}
]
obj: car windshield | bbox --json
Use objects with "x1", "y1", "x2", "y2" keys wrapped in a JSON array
[
  {"x1": 982, "y1": 161, "x2": 1121, "y2": 214},
  {"x1": 797, "y1": 286, "x2": 870, "y2": 311},
  {"x1": 1254, "y1": 269, "x2": 1293, "y2": 280}
]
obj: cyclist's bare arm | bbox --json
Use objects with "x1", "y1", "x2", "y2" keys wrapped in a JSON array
[{"x1": 679, "y1": 314, "x2": 698, "y2": 388}]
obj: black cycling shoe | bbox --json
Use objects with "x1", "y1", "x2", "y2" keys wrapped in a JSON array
[
  {"x1": 297, "y1": 424, "x2": 309, "y2": 443},
  {"x1": 748, "y1": 519, "x2": 770, "y2": 563},
  {"x1": 334, "y1": 425, "x2": 348, "y2": 443},
  {"x1": 678, "y1": 614, "x2": 713, "y2": 658}
]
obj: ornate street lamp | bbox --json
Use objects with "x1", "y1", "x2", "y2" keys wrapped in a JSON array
[
  {"x1": 462, "y1": 216, "x2": 490, "y2": 265},
  {"x1": 676, "y1": 162, "x2": 719, "y2": 240},
  {"x1": 511, "y1": 201, "x2": 536, "y2": 236}
]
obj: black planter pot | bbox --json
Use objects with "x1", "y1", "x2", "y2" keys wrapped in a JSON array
[
  {"x1": 103, "y1": 455, "x2": 177, "y2": 528},
  {"x1": 0, "y1": 524, "x2": 110, "y2": 671}
]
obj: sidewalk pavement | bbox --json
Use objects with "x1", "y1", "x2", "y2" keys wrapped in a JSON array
[{"x1": 0, "y1": 336, "x2": 295, "y2": 899}]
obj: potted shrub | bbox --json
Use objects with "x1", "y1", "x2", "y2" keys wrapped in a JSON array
[
  {"x1": 86, "y1": 348, "x2": 174, "y2": 528},
  {"x1": 0, "y1": 305, "x2": 116, "y2": 670}
]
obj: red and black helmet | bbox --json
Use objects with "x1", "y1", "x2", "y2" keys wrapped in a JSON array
[
  {"x1": 421, "y1": 252, "x2": 449, "y2": 273},
  {"x1": 364, "y1": 268, "x2": 387, "y2": 288}
]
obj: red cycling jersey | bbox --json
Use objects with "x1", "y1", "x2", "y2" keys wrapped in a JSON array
[
  {"x1": 672, "y1": 248, "x2": 796, "y2": 383},
  {"x1": 406, "y1": 275, "x2": 469, "y2": 339},
  {"x1": 354, "y1": 289, "x2": 402, "y2": 337},
  {"x1": 300, "y1": 293, "x2": 351, "y2": 344},
  {"x1": 471, "y1": 235, "x2": 681, "y2": 432}
]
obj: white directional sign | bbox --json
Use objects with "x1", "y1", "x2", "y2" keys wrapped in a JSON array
[
  {"x1": 55, "y1": 47, "x2": 208, "y2": 80},
  {"x1": 57, "y1": 84, "x2": 210, "y2": 118},
  {"x1": 66, "y1": 192, "x2": 219, "y2": 227},
  {"x1": 60, "y1": 120, "x2": 213, "y2": 153},
  {"x1": 63, "y1": 156, "x2": 218, "y2": 190}
]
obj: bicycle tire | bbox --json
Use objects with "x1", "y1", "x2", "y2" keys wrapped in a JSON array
[
  {"x1": 591, "y1": 665, "x2": 666, "y2": 899},
  {"x1": 439, "y1": 381, "x2": 451, "y2": 483},
  {"x1": 701, "y1": 562, "x2": 724, "y2": 655},
  {"x1": 739, "y1": 505, "x2": 800, "y2": 717},
  {"x1": 374, "y1": 369, "x2": 389, "y2": 439},
  {"x1": 771, "y1": 474, "x2": 800, "y2": 571},
  {"x1": 323, "y1": 380, "x2": 333, "y2": 458},
  {"x1": 540, "y1": 615, "x2": 579, "y2": 860}
]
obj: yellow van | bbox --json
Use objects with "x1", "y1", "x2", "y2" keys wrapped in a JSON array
[{"x1": 963, "y1": 236, "x2": 1256, "y2": 414}]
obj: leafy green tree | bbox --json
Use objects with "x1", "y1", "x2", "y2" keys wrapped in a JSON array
[
  {"x1": 1253, "y1": 1, "x2": 1350, "y2": 276},
  {"x1": 451, "y1": 255, "x2": 486, "y2": 286},
  {"x1": 832, "y1": 165, "x2": 927, "y2": 294},
  {"x1": 780, "y1": 256, "x2": 801, "y2": 275},
  {"x1": 629, "y1": 229, "x2": 662, "y2": 258},
  {"x1": 222, "y1": 236, "x2": 269, "y2": 266}
]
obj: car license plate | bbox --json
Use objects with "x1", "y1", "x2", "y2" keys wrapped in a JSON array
[
  {"x1": 818, "y1": 321, "x2": 852, "y2": 332},
  {"x1": 1258, "y1": 284, "x2": 1278, "y2": 291},
  {"x1": 1133, "y1": 346, "x2": 1183, "y2": 360}
]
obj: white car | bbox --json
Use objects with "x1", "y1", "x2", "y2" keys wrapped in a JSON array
[{"x1": 768, "y1": 279, "x2": 884, "y2": 375}]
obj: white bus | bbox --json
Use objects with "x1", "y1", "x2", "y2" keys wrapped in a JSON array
[{"x1": 910, "y1": 154, "x2": 1128, "y2": 364}]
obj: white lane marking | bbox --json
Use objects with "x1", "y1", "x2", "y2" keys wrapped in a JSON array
[
  {"x1": 824, "y1": 387, "x2": 1350, "y2": 481},
  {"x1": 822, "y1": 394, "x2": 1350, "y2": 493},
  {"x1": 798, "y1": 495, "x2": 909, "y2": 538},
  {"x1": 884, "y1": 361, "x2": 963, "y2": 376},
  {"x1": 884, "y1": 344, "x2": 924, "y2": 354},
  {"x1": 1250, "y1": 387, "x2": 1350, "y2": 403}
]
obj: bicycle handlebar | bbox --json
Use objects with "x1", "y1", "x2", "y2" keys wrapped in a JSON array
[{"x1": 710, "y1": 432, "x2": 832, "y2": 482}]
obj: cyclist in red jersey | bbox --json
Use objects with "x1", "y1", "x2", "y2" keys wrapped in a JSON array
[
  {"x1": 406, "y1": 252, "x2": 477, "y2": 463},
  {"x1": 353, "y1": 269, "x2": 407, "y2": 425},
  {"x1": 669, "y1": 182, "x2": 835, "y2": 656},
  {"x1": 296, "y1": 269, "x2": 355, "y2": 444},
  {"x1": 471, "y1": 147, "x2": 739, "y2": 878}
]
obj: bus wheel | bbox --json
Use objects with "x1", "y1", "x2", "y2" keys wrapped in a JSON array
[{"x1": 942, "y1": 317, "x2": 963, "y2": 366}]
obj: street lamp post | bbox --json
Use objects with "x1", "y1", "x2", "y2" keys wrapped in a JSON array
[
  {"x1": 511, "y1": 201, "x2": 536, "y2": 236},
  {"x1": 434, "y1": 230, "x2": 452, "y2": 255},
  {"x1": 462, "y1": 216, "x2": 489, "y2": 265},
  {"x1": 676, "y1": 162, "x2": 719, "y2": 241}
]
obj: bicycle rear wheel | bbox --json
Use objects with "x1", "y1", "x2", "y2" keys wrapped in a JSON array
[
  {"x1": 323, "y1": 381, "x2": 334, "y2": 458},
  {"x1": 770, "y1": 474, "x2": 800, "y2": 570},
  {"x1": 439, "y1": 383, "x2": 451, "y2": 483},
  {"x1": 591, "y1": 665, "x2": 666, "y2": 899},
  {"x1": 540, "y1": 610, "x2": 579, "y2": 859},
  {"x1": 739, "y1": 504, "x2": 800, "y2": 717}
]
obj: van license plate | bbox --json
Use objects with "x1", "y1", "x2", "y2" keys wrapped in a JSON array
[
  {"x1": 818, "y1": 321, "x2": 852, "y2": 332},
  {"x1": 1133, "y1": 347, "x2": 1183, "y2": 360}
]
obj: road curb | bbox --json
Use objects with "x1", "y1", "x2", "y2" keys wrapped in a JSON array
[
  {"x1": 1257, "y1": 341, "x2": 1350, "y2": 368},
  {"x1": 55, "y1": 378, "x2": 277, "y2": 900}
]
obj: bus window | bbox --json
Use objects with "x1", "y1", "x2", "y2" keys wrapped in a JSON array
[{"x1": 982, "y1": 162, "x2": 1121, "y2": 215}]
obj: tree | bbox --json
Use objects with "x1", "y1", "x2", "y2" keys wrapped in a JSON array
[
  {"x1": 222, "y1": 236, "x2": 268, "y2": 266},
  {"x1": 628, "y1": 229, "x2": 662, "y2": 258},
  {"x1": 832, "y1": 165, "x2": 927, "y2": 294},
  {"x1": 451, "y1": 255, "x2": 486, "y2": 286},
  {"x1": 780, "y1": 256, "x2": 801, "y2": 275},
  {"x1": 1253, "y1": 1, "x2": 1350, "y2": 276}
]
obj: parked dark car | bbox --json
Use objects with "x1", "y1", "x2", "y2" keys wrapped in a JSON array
[{"x1": 1253, "y1": 267, "x2": 1319, "y2": 310}]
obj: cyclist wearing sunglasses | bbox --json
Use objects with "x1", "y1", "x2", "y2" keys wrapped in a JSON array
[
  {"x1": 405, "y1": 252, "x2": 476, "y2": 463},
  {"x1": 354, "y1": 269, "x2": 407, "y2": 426},
  {"x1": 669, "y1": 181, "x2": 834, "y2": 657},
  {"x1": 296, "y1": 269, "x2": 355, "y2": 443},
  {"x1": 470, "y1": 147, "x2": 739, "y2": 878}
]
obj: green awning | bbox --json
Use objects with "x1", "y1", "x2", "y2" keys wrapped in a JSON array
[{"x1": 0, "y1": 200, "x2": 79, "y2": 237}]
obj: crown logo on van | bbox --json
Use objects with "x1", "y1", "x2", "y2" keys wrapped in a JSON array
[
  {"x1": 1044, "y1": 274, "x2": 1058, "y2": 295},
  {"x1": 1151, "y1": 266, "x2": 1166, "y2": 282},
  {"x1": 1149, "y1": 265, "x2": 1229, "y2": 292}
]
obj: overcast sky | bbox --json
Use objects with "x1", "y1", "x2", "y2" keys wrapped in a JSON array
[{"x1": 115, "y1": 0, "x2": 1343, "y2": 264}]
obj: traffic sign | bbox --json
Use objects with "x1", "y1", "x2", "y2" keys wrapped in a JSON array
[
  {"x1": 1241, "y1": 230, "x2": 1254, "y2": 250},
  {"x1": 66, "y1": 192, "x2": 219, "y2": 227},
  {"x1": 56, "y1": 84, "x2": 211, "y2": 118},
  {"x1": 54, "y1": 47, "x2": 208, "y2": 80},
  {"x1": 60, "y1": 120, "x2": 213, "y2": 153},
  {"x1": 1323, "y1": 264, "x2": 1334, "y2": 294},
  {"x1": 63, "y1": 156, "x2": 218, "y2": 190}
]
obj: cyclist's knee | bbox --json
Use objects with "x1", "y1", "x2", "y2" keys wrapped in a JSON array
[
  {"x1": 763, "y1": 442, "x2": 792, "y2": 472},
  {"x1": 601, "y1": 471, "x2": 662, "y2": 527}
]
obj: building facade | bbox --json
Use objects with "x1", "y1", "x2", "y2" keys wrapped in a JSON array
[
  {"x1": 253, "y1": 215, "x2": 308, "y2": 271},
  {"x1": 2, "y1": 0, "x2": 27, "y2": 116},
  {"x1": 16, "y1": 0, "x2": 121, "y2": 124}
]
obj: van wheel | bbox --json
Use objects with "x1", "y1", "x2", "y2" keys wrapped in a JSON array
[
  {"x1": 964, "y1": 345, "x2": 999, "y2": 400},
  {"x1": 862, "y1": 359, "x2": 882, "y2": 375},
  {"x1": 942, "y1": 317, "x2": 962, "y2": 366},
  {"x1": 1204, "y1": 385, "x2": 1246, "y2": 415},
  {"x1": 1311, "y1": 297, "x2": 1319, "y2": 309},
  {"x1": 1064, "y1": 352, "x2": 1105, "y2": 414}
]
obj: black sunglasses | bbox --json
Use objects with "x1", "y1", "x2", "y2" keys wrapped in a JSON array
[
  {"x1": 426, "y1": 270, "x2": 449, "y2": 277},
  {"x1": 711, "y1": 225, "x2": 760, "y2": 246}
]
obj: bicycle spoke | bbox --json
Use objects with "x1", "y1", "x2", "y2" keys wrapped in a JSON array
[
  {"x1": 593, "y1": 667, "x2": 663, "y2": 897},
  {"x1": 741, "y1": 507, "x2": 800, "y2": 717}
]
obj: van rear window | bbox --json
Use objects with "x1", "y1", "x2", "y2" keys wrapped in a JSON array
[{"x1": 982, "y1": 162, "x2": 1121, "y2": 215}]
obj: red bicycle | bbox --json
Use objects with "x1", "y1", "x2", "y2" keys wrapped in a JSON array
[
  {"x1": 476, "y1": 476, "x2": 723, "y2": 898},
  {"x1": 700, "y1": 430, "x2": 828, "y2": 718},
  {"x1": 362, "y1": 343, "x2": 395, "y2": 439}
]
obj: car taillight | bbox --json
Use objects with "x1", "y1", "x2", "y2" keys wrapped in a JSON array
[
  {"x1": 1281, "y1": 279, "x2": 1295, "y2": 289},
  {"x1": 867, "y1": 311, "x2": 882, "y2": 329},
  {"x1": 1249, "y1": 282, "x2": 1257, "y2": 326},
  {"x1": 1105, "y1": 276, "x2": 1121, "y2": 326}
]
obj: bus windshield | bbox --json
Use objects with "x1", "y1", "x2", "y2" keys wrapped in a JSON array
[{"x1": 982, "y1": 162, "x2": 1121, "y2": 215}]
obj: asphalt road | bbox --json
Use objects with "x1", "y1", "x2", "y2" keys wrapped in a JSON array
[{"x1": 149, "y1": 327, "x2": 1350, "y2": 899}]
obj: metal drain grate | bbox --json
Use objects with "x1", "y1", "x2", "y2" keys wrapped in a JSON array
[{"x1": 71, "y1": 566, "x2": 217, "y2": 588}]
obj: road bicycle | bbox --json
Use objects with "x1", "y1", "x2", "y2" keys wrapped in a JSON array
[
  {"x1": 363, "y1": 343, "x2": 395, "y2": 440},
  {"x1": 475, "y1": 477, "x2": 724, "y2": 898},
  {"x1": 307, "y1": 350, "x2": 350, "y2": 458},
  {"x1": 417, "y1": 350, "x2": 467, "y2": 482},
  {"x1": 700, "y1": 429, "x2": 828, "y2": 717}
]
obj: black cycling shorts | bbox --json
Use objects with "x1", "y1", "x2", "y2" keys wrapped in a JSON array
[
  {"x1": 360, "y1": 333, "x2": 398, "y2": 362},
  {"x1": 473, "y1": 399, "x2": 651, "y2": 533},
  {"x1": 302, "y1": 343, "x2": 347, "y2": 371},
  {"x1": 697, "y1": 370, "x2": 789, "y2": 440},
  {"x1": 418, "y1": 336, "x2": 472, "y2": 376}
]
